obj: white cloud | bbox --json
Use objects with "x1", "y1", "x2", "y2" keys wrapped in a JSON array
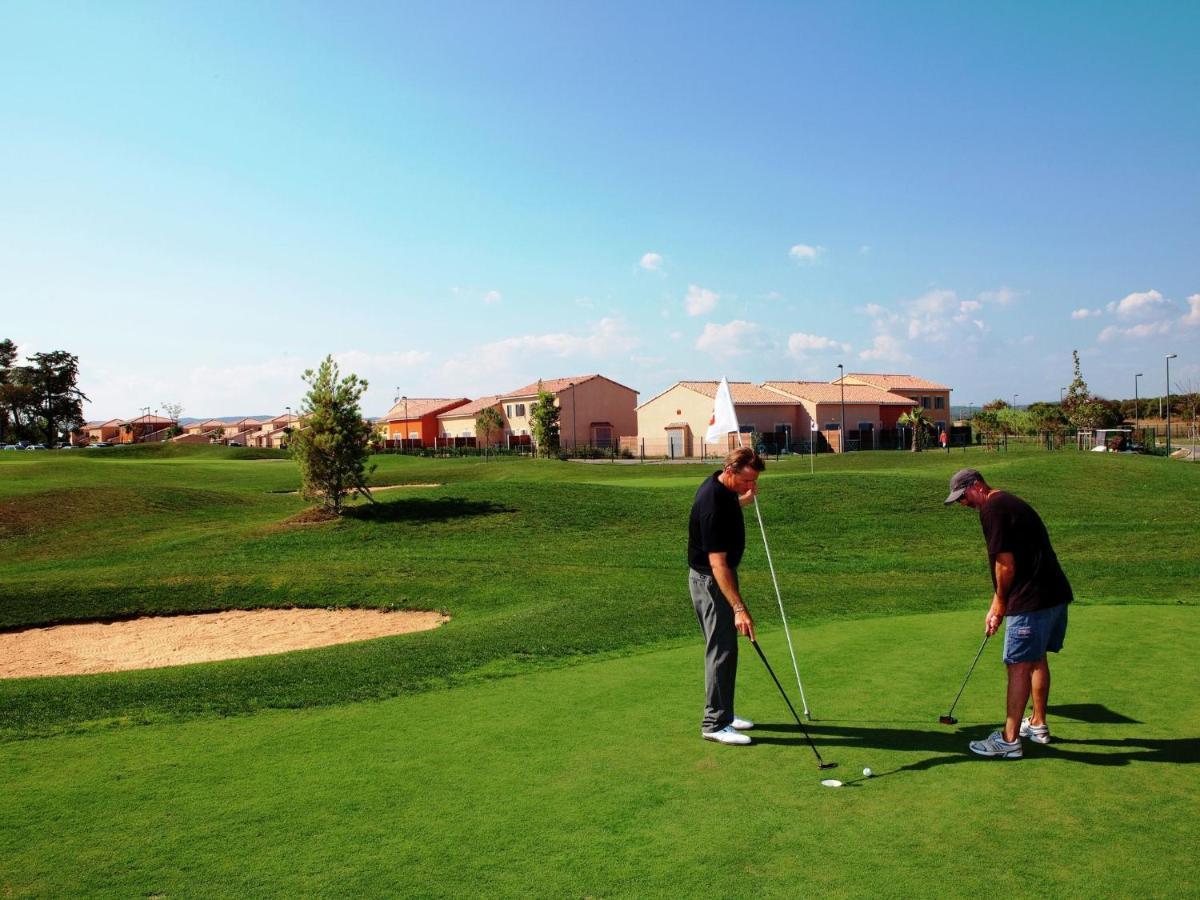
[
  {"x1": 979, "y1": 287, "x2": 1019, "y2": 306},
  {"x1": 858, "y1": 333, "x2": 909, "y2": 362},
  {"x1": 695, "y1": 320, "x2": 767, "y2": 359},
  {"x1": 1184, "y1": 294, "x2": 1200, "y2": 327},
  {"x1": 1107, "y1": 289, "x2": 1166, "y2": 319},
  {"x1": 639, "y1": 252, "x2": 663, "y2": 272},
  {"x1": 788, "y1": 244, "x2": 826, "y2": 264},
  {"x1": 483, "y1": 290, "x2": 502, "y2": 305},
  {"x1": 685, "y1": 284, "x2": 719, "y2": 316},
  {"x1": 787, "y1": 332, "x2": 850, "y2": 357},
  {"x1": 1071, "y1": 308, "x2": 1101, "y2": 320},
  {"x1": 480, "y1": 317, "x2": 637, "y2": 359},
  {"x1": 1098, "y1": 320, "x2": 1173, "y2": 342}
]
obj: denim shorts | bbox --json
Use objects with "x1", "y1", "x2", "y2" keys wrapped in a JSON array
[{"x1": 1003, "y1": 602, "x2": 1069, "y2": 664}]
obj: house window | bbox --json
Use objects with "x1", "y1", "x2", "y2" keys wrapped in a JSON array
[
  {"x1": 592, "y1": 425, "x2": 613, "y2": 448},
  {"x1": 505, "y1": 405, "x2": 512, "y2": 417},
  {"x1": 921, "y1": 396, "x2": 932, "y2": 409},
  {"x1": 739, "y1": 425, "x2": 754, "y2": 433},
  {"x1": 515, "y1": 403, "x2": 526, "y2": 416},
  {"x1": 825, "y1": 423, "x2": 840, "y2": 431},
  {"x1": 934, "y1": 396, "x2": 945, "y2": 410}
]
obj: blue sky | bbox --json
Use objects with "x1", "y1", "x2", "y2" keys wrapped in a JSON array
[{"x1": 3, "y1": 2, "x2": 1197, "y2": 418}]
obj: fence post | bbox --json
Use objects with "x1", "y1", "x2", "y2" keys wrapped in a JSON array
[{"x1": 640, "y1": 438, "x2": 644, "y2": 461}]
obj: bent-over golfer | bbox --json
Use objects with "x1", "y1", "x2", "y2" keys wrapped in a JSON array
[
  {"x1": 688, "y1": 446, "x2": 764, "y2": 746},
  {"x1": 945, "y1": 468, "x2": 1073, "y2": 759}
]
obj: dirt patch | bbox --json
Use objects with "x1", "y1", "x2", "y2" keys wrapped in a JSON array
[
  {"x1": 0, "y1": 608, "x2": 449, "y2": 678},
  {"x1": 281, "y1": 507, "x2": 342, "y2": 526}
]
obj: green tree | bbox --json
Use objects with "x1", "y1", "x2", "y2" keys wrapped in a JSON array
[
  {"x1": 0, "y1": 339, "x2": 19, "y2": 443},
  {"x1": 161, "y1": 401, "x2": 185, "y2": 437},
  {"x1": 289, "y1": 356, "x2": 375, "y2": 514},
  {"x1": 21, "y1": 351, "x2": 88, "y2": 445},
  {"x1": 1063, "y1": 350, "x2": 1105, "y2": 431},
  {"x1": 475, "y1": 406, "x2": 504, "y2": 460},
  {"x1": 528, "y1": 381, "x2": 560, "y2": 456},
  {"x1": 897, "y1": 406, "x2": 931, "y2": 452}
]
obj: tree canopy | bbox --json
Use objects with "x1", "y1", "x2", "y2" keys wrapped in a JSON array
[
  {"x1": 289, "y1": 356, "x2": 375, "y2": 514},
  {"x1": 0, "y1": 341, "x2": 88, "y2": 444},
  {"x1": 529, "y1": 381, "x2": 560, "y2": 455}
]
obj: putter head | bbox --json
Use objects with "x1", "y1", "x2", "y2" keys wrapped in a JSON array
[
  {"x1": 939, "y1": 715, "x2": 958, "y2": 725},
  {"x1": 818, "y1": 761, "x2": 837, "y2": 770}
]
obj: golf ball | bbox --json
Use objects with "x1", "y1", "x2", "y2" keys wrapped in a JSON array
[{"x1": 863, "y1": 767, "x2": 873, "y2": 778}]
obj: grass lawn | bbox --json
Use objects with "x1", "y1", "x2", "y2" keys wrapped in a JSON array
[
  {"x1": 0, "y1": 445, "x2": 1196, "y2": 894},
  {"x1": 2, "y1": 605, "x2": 1196, "y2": 897}
]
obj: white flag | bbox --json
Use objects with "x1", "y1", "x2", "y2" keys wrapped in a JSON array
[{"x1": 705, "y1": 377, "x2": 740, "y2": 444}]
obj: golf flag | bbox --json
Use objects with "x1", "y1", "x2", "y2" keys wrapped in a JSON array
[{"x1": 706, "y1": 377, "x2": 740, "y2": 444}]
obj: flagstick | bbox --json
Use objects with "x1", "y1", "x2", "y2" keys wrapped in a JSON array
[
  {"x1": 751, "y1": 496, "x2": 811, "y2": 718},
  {"x1": 737, "y1": 432, "x2": 812, "y2": 718}
]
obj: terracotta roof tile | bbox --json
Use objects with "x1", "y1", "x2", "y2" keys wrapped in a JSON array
[
  {"x1": 841, "y1": 373, "x2": 951, "y2": 391},
  {"x1": 678, "y1": 381, "x2": 794, "y2": 405},
  {"x1": 763, "y1": 381, "x2": 918, "y2": 405},
  {"x1": 438, "y1": 395, "x2": 504, "y2": 419},
  {"x1": 382, "y1": 398, "x2": 471, "y2": 420}
]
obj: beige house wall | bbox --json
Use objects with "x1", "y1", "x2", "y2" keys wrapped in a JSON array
[
  {"x1": 636, "y1": 386, "x2": 805, "y2": 457},
  {"x1": 558, "y1": 378, "x2": 637, "y2": 449}
]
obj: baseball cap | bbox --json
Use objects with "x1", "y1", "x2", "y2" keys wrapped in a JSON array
[{"x1": 944, "y1": 468, "x2": 982, "y2": 505}]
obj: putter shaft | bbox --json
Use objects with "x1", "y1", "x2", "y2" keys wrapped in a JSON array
[
  {"x1": 941, "y1": 632, "x2": 990, "y2": 723},
  {"x1": 751, "y1": 639, "x2": 835, "y2": 769}
]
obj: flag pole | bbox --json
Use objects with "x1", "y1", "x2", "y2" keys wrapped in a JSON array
[{"x1": 737, "y1": 431, "x2": 812, "y2": 718}]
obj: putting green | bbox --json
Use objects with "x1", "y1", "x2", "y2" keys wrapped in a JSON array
[{"x1": 2, "y1": 604, "x2": 1195, "y2": 897}]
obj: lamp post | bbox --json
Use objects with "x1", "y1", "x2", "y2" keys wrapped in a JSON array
[
  {"x1": 140, "y1": 406, "x2": 150, "y2": 443},
  {"x1": 1013, "y1": 393, "x2": 1019, "y2": 410},
  {"x1": 1059, "y1": 387, "x2": 1065, "y2": 405},
  {"x1": 1166, "y1": 354, "x2": 1176, "y2": 455},
  {"x1": 1133, "y1": 374, "x2": 1142, "y2": 437},
  {"x1": 568, "y1": 382, "x2": 577, "y2": 451},
  {"x1": 836, "y1": 363, "x2": 845, "y2": 454},
  {"x1": 402, "y1": 395, "x2": 409, "y2": 452}
]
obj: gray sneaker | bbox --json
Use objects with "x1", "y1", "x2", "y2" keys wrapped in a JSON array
[
  {"x1": 1020, "y1": 717, "x2": 1051, "y2": 744},
  {"x1": 969, "y1": 730, "x2": 1022, "y2": 759},
  {"x1": 731, "y1": 715, "x2": 755, "y2": 730}
]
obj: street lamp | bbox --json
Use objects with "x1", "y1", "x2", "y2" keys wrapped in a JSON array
[
  {"x1": 1133, "y1": 374, "x2": 1143, "y2": 437},
  {"x1": 568, "y1": 382, "x2": 577, "y2": 451},
  {"x1": 1012, "y1": 393, "x2": 1019, "y2": 409},
  {"x1": 402, "y1": 395, "x2": 409, "y2": 451},
  {"x1": 1059, "y1": 387, "x2": 1065, "y2": 405},
  {"x1": 140, "y1": 406, "x2": 150, "y2": 443},
  {"x1": 836, "y1": 363, "x2": 845, "y2": 453},
  {"x1": 1166, "y1": 354, "x2": 1177, "y2": 455}
]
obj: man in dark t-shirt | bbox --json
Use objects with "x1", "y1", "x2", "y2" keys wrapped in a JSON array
[
  {"x1": 945, "y1": 468, "x2": 1073, "y2": 759},
  {"x1": 688, "y1": 446, "x2": 764, "y2": 745}
]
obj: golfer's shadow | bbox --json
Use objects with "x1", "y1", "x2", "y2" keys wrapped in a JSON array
[{"x1": 751, "y1": 722, "x2": 1200, "y2": 771}]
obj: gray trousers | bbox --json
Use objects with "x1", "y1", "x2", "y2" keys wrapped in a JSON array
[{"x1": 689, "y1": 567, "x2": 738, "y2": 732}]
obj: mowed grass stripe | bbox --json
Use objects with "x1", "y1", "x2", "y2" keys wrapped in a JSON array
[{"x1": 1, "y1": 606, "x2": 1195, "y2": 897}]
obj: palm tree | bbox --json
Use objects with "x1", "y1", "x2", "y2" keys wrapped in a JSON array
[{"x1": 897, "y1": 407, "x2": 931, "y2": 452}]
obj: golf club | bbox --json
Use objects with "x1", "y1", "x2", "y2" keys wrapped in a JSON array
[
  {"x1": 750, "y1": 638, "x2": 836, "y2": 770},
  {"x1": 939, "y1": 632, "x2": 990, "y2": 725}
]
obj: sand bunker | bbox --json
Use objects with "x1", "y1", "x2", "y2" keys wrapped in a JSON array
[{"x1": 0, "y1": 608, "x2": 448, "y2": 679}]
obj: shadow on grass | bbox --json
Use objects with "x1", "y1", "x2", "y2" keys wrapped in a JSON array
[
  {"x1": 751, "y1": 722, "x2": 1199, "y2": 773},
  {"x1": 344, "y1": 497, "x2": 513, "y2": 524},
  {"x1": 1048, "y1": 703, "x2": 1142, "y2": 724}
]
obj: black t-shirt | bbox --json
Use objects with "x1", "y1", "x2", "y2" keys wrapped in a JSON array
[
  {"x1": 980, "y1": 491, "x2": 1073, "y2": 615},
  {"x1": 688, "y1": 471, "x2": 745, "y2": 575}
]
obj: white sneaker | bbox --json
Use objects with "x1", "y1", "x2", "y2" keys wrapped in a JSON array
[
  {"x1": 702, "y1": 725, "x2": 752, "y2": 746},
  {"x1": 1020, "y1": 717, "x2": 1051, "y2": 744},
  {"x1": 731, "y1": 715, "x2": 755, "y2": 731},
  {"x1": 968, "y1": 730, "x2": 1022, "y2": 759}
]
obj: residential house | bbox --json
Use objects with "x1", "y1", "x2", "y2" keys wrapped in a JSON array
[
  {"x1": 762, "y1": 381, "x2": 919, "y2": 452},
  {"x1": 634, "y1": 381, "x2": 803, "y2": 457},
  {"x1": 381, "y1": 398, "x2": 471, "y2": 447},
  {"x1": 500, "y1": 374, "x2": 637, "y2": 450},
  {"x1": 835, "y1": 373, "x2": 953, "y2": 433},
  {"x1": 437, "y1": 395, "x2": 507, "y2": 444}
]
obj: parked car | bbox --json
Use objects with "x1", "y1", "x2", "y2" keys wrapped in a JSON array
[
  {"x1": 25, "y1": 444, "x2": 47, "y2": 451},
  {"x1": 2, "y1": 444, "x2": 19, "y2": 451},
  {"x1": 89, "y1": 442, "x2": 111, "y2": 448}
]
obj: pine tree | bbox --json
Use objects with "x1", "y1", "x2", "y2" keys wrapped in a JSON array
[
  {"x1": 289, "y1": 356, "x2": 375, "y2": 514},
  {"x1": 1063, "y1": 350, "x2": 1105, "y2": 431}
]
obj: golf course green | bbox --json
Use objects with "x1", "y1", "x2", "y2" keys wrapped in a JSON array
[{"x1": 1, "y1": 445, "x2": 1196, "y2": 896}]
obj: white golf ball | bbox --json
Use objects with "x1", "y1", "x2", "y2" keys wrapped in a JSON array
[{"x1": 863, "y1": 767, "x2": 873, "y2": 778}]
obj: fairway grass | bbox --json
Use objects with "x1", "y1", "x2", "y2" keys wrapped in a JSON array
[
  {"x1": 1, "y1": 445, "x2": 1196, "y2": 740},
  {"x1": 2, "y1": 605, "x2": 1196, "y2": 897}
]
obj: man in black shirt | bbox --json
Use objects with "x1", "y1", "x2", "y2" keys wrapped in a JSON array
[
  {"x1": 688, "y1": 446, "x2": 765, "y2": 745},
  {"x1": 945, "y1": 468, "x2": 1073, "y2": 758}
]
